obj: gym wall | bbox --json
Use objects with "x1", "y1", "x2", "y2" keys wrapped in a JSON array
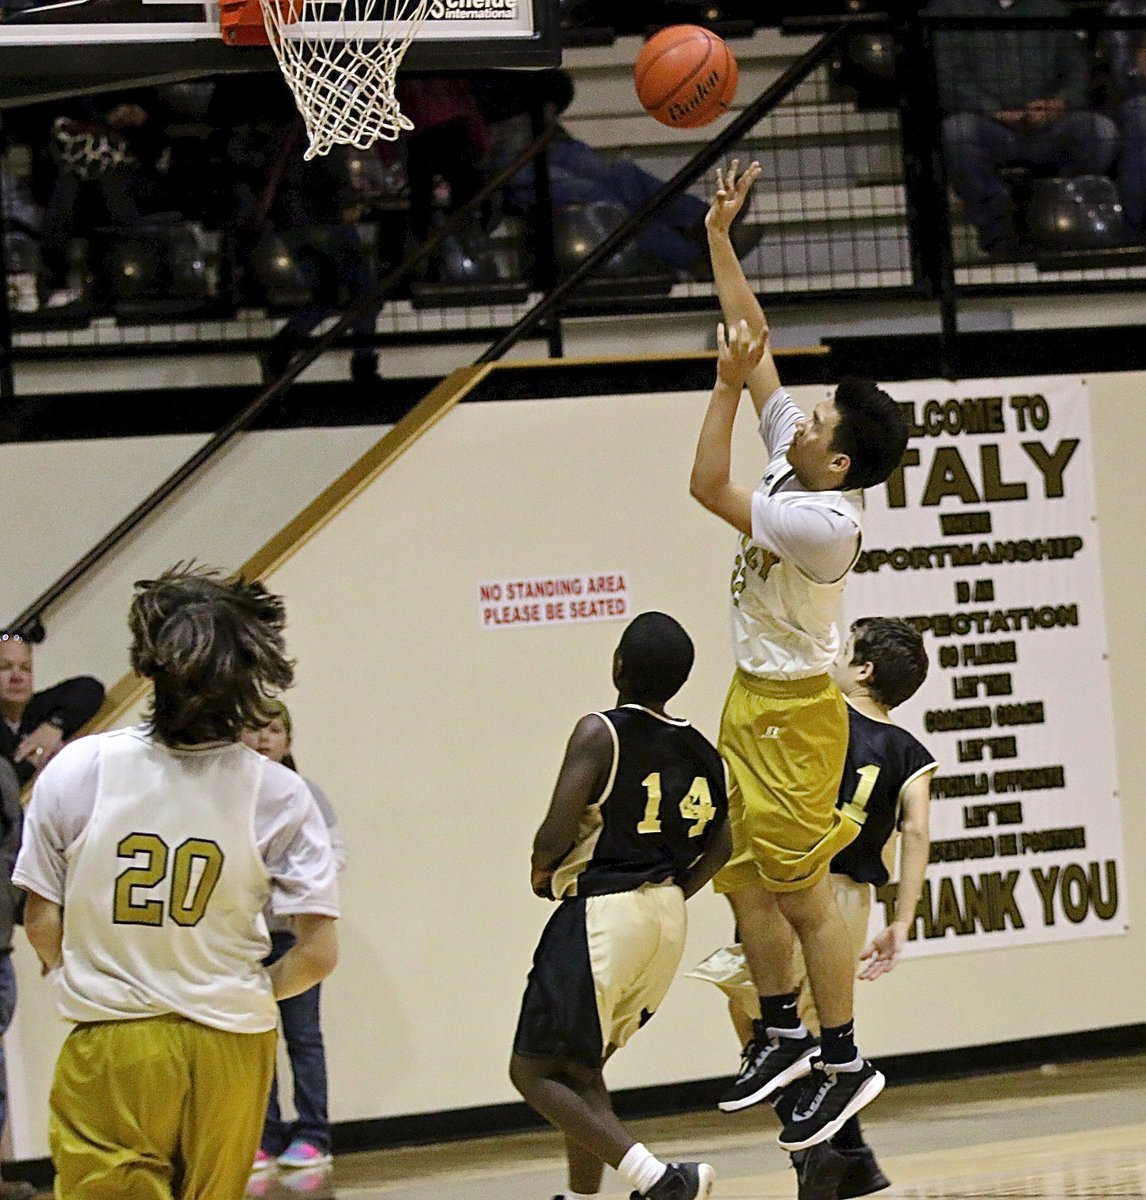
[{"x1": 5, "y1": 360, "x2": 1143, "y2": 1162}]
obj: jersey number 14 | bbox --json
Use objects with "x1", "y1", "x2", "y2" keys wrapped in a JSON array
[{"x1": 637, "y1": 773, "x2": 717, "y2": 838}]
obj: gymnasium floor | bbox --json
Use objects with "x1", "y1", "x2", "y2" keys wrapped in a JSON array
[{"x1": 248, "y1": 1054, "x2": 1146, "y2": 1199}]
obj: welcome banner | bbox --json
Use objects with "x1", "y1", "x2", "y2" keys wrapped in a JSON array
[{"x1": 845, "y1": 375, "x2": 1126, "y2": 957}]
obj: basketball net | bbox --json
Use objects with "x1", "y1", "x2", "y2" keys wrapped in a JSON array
[{"x1": 258, "y1": 0, "x2": 431, "y2": 159}]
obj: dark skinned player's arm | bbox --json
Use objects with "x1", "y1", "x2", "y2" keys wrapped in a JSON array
[
  {"x1": 676, "y1": 816, "x2": 732, "y2": 900},
  {"x1": 530, "y1": 715, "x2": 613, "y2": 899}
]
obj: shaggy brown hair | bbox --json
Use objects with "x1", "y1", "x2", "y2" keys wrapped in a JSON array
[{"x1": 130, "y1": 563, "x2": 294, "y2": 746}]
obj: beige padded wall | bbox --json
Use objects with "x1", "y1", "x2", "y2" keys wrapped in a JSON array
[
  {"x1": 7, "y1": 366, "x2": 1144, "y2": 1157},
  {"x1": 261, "y1": 388, "x2": 767, "y2": 1116},
  {"x1": 0, "y1": 427, "x2": 389, "y2": 693},
  {"x1": 256, "y1": 372, "x2": 1146, "y2": 1117}
]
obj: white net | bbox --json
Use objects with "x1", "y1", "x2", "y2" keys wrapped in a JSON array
[{"x1": 258, "y1": 0, "x2": 431, "y2": 159}]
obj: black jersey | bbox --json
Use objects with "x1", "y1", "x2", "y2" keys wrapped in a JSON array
[
  {"x1": 551, "y1": 705, "x2": 728, "y2": 900},
  {"x1": 831, "y1": 706, "x2": 937, "y2": 887}
]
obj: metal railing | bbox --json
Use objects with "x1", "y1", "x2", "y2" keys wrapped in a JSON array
[
  {"x1": 2, "y1": 24, "x2": 851, "y2": 635},
  {"x1": 9, "y1": 6, "x2": 1146, "y2": 629}
]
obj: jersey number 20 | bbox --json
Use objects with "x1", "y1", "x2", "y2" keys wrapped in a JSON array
[
  {"x1": 638, "y1": 774, "x2": 717, "y2": 838},
  {"x1": 113, "y1": 833, "x2": 225, "y2": 928}
]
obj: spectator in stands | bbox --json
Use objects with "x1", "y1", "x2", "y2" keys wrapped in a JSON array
[
  {"x1": 32, "y1": 91, "x2": 170, "y2": 306},
  {"x1": 2, "y1": 142, "x2": 46, "y2": 315},
  {"x1": 476, "y1": 70, "x2": 761, "y2": 279},
  {"x1": 927, "y1": 0, "x2": 1119, "y2": 254},
  {"x1": 239, "y1": 110, "x2": 381, "y2": 388},
  {"x1": 390, "y1": 77, "x2": 496, "y2": 239},
  {"x1": 0, "y1": 632, "x2": 98, "y2": 1200},
  {"x1": 0, "y1": 758, "x2": 33, "y2": 1200},
  {"x1": 372, "y1": 77, "x2": 512, "y2": 290},
  {"x1": 0, "y1": 630, "x2": 105, "y2": 787},
  {"x1": 1106, "y1": 1, "x2": 1146, "y2": 234}
]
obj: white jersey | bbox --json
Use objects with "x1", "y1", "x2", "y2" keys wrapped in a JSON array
[
  {"x1": 731, "y1": 389, "x2": 863, "y2": 679},
  {"x1": 14, "y1": 728, "x2": 339, "y2": 1033},
  {"x1": 266, "y1": 775, "x2": 346, "y2": 935}
]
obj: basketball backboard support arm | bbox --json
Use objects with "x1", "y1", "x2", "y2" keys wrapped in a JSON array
[{"x1": 0, "y1": 0, "x2": 560, "y2": 108}]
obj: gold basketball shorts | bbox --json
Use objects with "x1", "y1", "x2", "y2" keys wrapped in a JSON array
[
  {"x1": 49, "y1": 1013, "x2": 276, "y2": 1200},
  {"x1": 713, "y1": 670, "x2": 859, "y2": 893}
]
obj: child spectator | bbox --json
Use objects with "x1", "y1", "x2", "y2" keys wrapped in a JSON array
[{"x1": 242, "y1": 701, "x2": 346, "y2": 1174}]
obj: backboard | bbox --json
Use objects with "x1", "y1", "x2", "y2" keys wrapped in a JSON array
[{"x1": 0, "y1": 0, "x2": 560, "y2": 107}]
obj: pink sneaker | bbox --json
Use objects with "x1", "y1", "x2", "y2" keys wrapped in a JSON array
[
  {"x1": 247, "y1": 1173, "x2": 273, "y2": 1198},
  {"x1": 252, "y1": 1149, "x2": 274, "y2": 1172},
  {"x1": 277, "y1": 1141, "x2": 332, "y2": 1169}
]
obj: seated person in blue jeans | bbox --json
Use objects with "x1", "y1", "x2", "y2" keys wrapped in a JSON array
[
  {"x1": 1106, "y1": 1, "x2": 1146, "y2": 235},
  {"x1": 478, "y1": 69, "x2": 761, "y2": 279},
  {"x1": 243, "y1": 701, "x2": 347, "y2": 1172},
  {"x1": 0, "y1": 758, "x2": 33, "y2": 1200},
  {"x1": 927, "y1": 0, "x2": 1119, "y2": 254}
]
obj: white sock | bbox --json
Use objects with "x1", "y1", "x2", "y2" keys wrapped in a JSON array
[
  {"x1": 617, "y1": 1144, "x2": 667, "y2": 1195},
  {"x1": 768, "y1": 1021, "x2": 810, "y2": 1039},
  {"x1": 562, "y1": 1192, "x2": 598, "y2": 1200}
]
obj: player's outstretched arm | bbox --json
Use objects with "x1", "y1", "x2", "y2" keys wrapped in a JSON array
[
  {"x1": 530, "y1": 715, "x2": 612, "y2": 899},
  {"x1": 269, "y1": 913, "x2": 339, "y2": 999},
  {"x1": 23, "y1": 891, "x2": 63, "y2": 974},
  {"x1": 706, "y1": 159, "x2": 781, "y2": 415},
  {"x1": 689, "y1": 319, "x2": 765, "y2": 536},
  {"x1": 677, "y1": 817, "x2": 732, "y2": 900},
  {"x1": 858, "y1": 771, "x2": 933, "y2": 980}
]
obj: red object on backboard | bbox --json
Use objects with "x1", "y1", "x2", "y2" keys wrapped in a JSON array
[
  {"x1": 218, "y1": 0, "x2": 270, "y2": 45},
  {"x1": 220, "y1": 0, "x2": 304, "y2": 44}
]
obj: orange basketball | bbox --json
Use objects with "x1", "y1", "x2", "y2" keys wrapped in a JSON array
[{"x1": 634, "y1": 24, "x2": 739, "y2": 129}]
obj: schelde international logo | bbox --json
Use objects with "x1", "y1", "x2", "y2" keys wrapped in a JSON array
[{"x1": 428, "y1": 0, "x2": 517, "y2": 18}]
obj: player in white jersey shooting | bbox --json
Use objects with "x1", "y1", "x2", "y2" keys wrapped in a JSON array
[
  {"x1": 690, "y1": 159, "x2": 910, "y2": 1152},
  {"x1": 693, "y1": 616, "x2": 936, "y2": 1200},
  {"x1": 14, "y1": 564, "x2": 340, "y2": 1200}
]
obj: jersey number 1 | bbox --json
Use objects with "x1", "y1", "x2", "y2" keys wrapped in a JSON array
[
  {"x1": 638, "y1": 774, "x2": 717, "y2": 838},
  {"x1": 840, "y1": 764, "x2": 879, "y2": 826},
  {"x1": 113, "y1": 833, "x2": 225, "y2": 928}
]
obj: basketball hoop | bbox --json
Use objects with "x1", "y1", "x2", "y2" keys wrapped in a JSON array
[{"x1": 222, "y1": 0, "x2": 430, "y2": 159}]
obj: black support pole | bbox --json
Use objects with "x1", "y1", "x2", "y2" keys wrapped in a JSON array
[
  {"x1": 894, "y1": 9, "x2": 960, "y2": 379},
  {"x1": 0, "y1": 113, "x2": 17, "y2": 408}
]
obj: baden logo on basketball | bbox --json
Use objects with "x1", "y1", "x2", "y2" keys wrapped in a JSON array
[{"x1": 667, "y1": 69, "x2": 722, "y2": 125}]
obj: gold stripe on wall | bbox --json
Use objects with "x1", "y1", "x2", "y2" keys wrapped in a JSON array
[
  {"x1": 63, "y1": 348, "x2": 828, "y2": 738},
  {"x1": 76, "y1": 363, "x2": 494, "y2": 735},
  {"x1": 243, "y1": 363, "x2": 493, "y2": 582}
]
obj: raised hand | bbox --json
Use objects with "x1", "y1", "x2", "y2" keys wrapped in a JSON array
[
  {"x1": 717, "y1": 319, "x2": 766, "y2": 389},
  {"x1": 706, "y1": 158, "x2": 762, "y2": 237}
]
